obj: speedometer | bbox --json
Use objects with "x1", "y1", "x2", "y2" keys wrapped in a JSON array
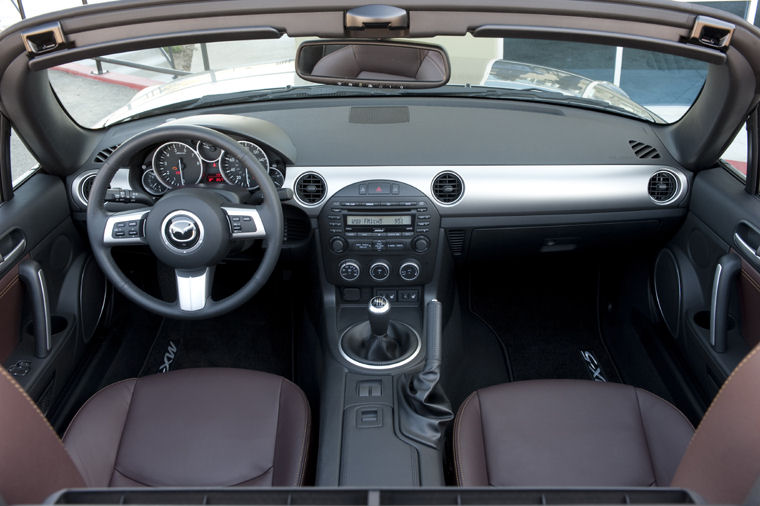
[
  {"x1": 219, "y1": 141, "x2": 269, "y2": 189},
  {"x1": 152, "y1": 142, "x2": 203, "y2": 188}
]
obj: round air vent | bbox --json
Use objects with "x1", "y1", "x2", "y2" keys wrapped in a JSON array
[
  {"x1": 648, "y1": 170, "x2": 679, "y2": 204},
  {"x1": 295, "y1": 172, "x2": 327, "y2": 206},
  {"x1": 431, "y1": 171, "x2": 464, "y2": 205},
  {"x1": 72, "y1": 171, "x2": 98, "y2": 207}
]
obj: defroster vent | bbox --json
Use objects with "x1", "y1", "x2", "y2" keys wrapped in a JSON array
[
  {"x1": 648, "y1": 170, "x2": 679, "y2": 204},
  {"x1": 295, "y1": 172, "x2": 327, "y2": 205},
  {"x1": 629, "y1": 140, "x2": 661, "y2": 160},
  {"x1": 93, "y1": 145, "x2": 119, "y2": 163},
  {"x1": 432, "y1": 171, "x2": 464, "y2": 204}
]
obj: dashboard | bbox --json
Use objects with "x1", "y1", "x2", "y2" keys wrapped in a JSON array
[{"x1": 68, "y1": 102, "x2": 693, "y2": 268}]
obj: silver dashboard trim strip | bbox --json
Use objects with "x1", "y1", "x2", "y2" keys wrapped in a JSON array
[{"x1": 281, "y1": 165, "x2": 689, "y2": 217}]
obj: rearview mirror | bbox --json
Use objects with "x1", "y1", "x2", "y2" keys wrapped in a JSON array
[{"x1": 296, "y1": 40, "x2": 450, "y2": 89}]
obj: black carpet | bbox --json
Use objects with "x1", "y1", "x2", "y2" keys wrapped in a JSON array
[
  {"x1": 139, "y1": 293, "x2": 294, "y2": 379},
  {"x1": 468, "y1": 257, "x2": 620, "y2": 383}
]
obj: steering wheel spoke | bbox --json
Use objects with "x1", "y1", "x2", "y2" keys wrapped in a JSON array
[
  {"x1": 175, "y1": 267, "x2": 214, "y2": 311},
  {"x1": 222, "y1": 205, "x2": 267, "y2": 240},
  {"x1": 103, "y1": 208, "x2": 151, "y2": 246}
]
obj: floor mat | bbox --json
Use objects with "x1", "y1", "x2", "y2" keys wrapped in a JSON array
[
  {"x1": 139, "y1": 292, "x2": 294, "y2": 379},
  {"x1": 469, "y1": 257, "x2": 620, "y2": 383}
]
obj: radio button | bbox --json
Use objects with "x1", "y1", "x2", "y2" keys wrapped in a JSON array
[
  {"x1": 372, "y1": 241, "x2": 386, "y2": 251},
  {"x1": 413, "y1": 236, "x2": 431, "y2": 253},
  {"x1": 330, "y1": 237, "x2": 347, "y2": 254}
]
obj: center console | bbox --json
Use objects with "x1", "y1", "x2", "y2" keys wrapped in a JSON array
[{"x1": 314, "y1": 180, "x2": 452, "y2": 487}]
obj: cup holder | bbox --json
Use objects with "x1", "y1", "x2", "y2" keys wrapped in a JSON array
[
  {"x1": 25, "y1": 314, "x2": 69, "y2": 336},
  {"x1": 693, "y1": 310, "x2": 735, "y2": 331}
]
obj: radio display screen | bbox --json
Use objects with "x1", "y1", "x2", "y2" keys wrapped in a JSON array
[{"x1": 346, "y1": 215, "x2": 412, "y2": 226}]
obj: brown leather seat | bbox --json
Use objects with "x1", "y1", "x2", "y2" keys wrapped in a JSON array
[
  {"x1": 455, "y1": 343, "x2": 760, "y2": 504},
  {"x1": 1, "y1": 367, "x2": 310, "y2": 504}
]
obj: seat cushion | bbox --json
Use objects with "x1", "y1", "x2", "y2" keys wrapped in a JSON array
[
  {"x1": 63, "y1": 368, "x2": 310, "y2": 487},
  {"x1": 454, "y1": 380, "x2": 693, "y2": 487}
]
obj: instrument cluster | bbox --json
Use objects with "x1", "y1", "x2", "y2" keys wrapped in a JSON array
[{"x1": 138, "y1": 138, "x2": 286, "y2": 196}]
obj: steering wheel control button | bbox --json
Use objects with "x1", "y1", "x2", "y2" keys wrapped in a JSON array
[
  {"x1": 222, "y1": 208, "x2": 266, "y2": 239},
  {"x1": 369, "y1": 261, "x2": 391, "y2": 281},
  {"x1": 161, "y1": 211, "x2": 204, "y2": 254},
  {"x1": 339, "y1": 259, "x2": 361, "y2": 281},
  {"x1": 399, "y1": 260, "x2": 421, "y2": 282}
]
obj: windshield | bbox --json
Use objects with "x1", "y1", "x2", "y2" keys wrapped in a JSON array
[{"x1": 49, "y1": 36, "x2": 708, "y2": 128}]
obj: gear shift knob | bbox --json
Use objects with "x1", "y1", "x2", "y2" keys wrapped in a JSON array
[{"x1": 368, "y1": 296, "x2": 391, "y2": 337}]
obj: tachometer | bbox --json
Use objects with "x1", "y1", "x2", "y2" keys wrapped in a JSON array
[
  {"x1": 152, "y1": 142, "x2": 203, "y2": 188},
  {"x1": 141, "y1": 169, "x2": 168, "y2": 195},
  {"x1": 219, "y1": 140, "x2": 269, "y2": 189}
]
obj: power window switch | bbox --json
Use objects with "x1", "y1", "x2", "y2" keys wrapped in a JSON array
[
  {"x1": 398, "y1": 289, "x2": 419, "y2": 303},
  {"x1": 375, "y1": 289, "x2": 397, "y2": 302}
]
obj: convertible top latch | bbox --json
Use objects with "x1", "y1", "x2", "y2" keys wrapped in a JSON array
[
  {"x1": 21, "y1": 22, "x2": 68, "y2": 56},
  {"x1": 345, "y1": 5, "x2": 409, "y2": 37},
  {"x1": 688, "y1": 16, "x2": 734, "y2": 51}
]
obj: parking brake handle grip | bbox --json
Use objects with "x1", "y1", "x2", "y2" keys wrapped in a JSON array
[
  {"x1": 18, "y1": 259, "x2": 51, "y2": 359},
  {"x1": 711, "y1": 253, "x2": 741, "y2": 353}
]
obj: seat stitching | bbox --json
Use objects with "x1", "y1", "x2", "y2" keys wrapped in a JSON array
[
  {"x1": 633, "y1": 387, "x2": 659, "y2": 486},
  {"x1": 453, "y1": 391, "x2": 476, "y2": 486},
  {"x1": 680, "y1": 343, "x2": 760, "y2": 457},
  {"x1": 288, "y1": 380, "x2": 312, "y2": 486},
  {"x1": 109, "y1": 378, "x2": 139, "y2": 487},
  {"x1": 635, "y1": 388, "x2": 694, "y2": 432},
  {"x1": 0, "y1": 366, "x2": 62, "y2": 443},
  {"x1": 0, "y1": 275, "x2": 20, "y2": 298},
  {"x1": 476, "y1": 391, "x2": 491, "y2": 486},
  {"x1": 270, "y1": 377, "x2": 284, "y2": 486},
  {"x1": 61, "y1": 378, "x2": 136, "y2": 441}
]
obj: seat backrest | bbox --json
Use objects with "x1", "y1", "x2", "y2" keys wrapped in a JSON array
[
  {"x1": 0, "y1": 367, "x2": 84, "y2": 505},
  {"x1": 671, "y1": 344, "x2": 760, "y2": 504}
]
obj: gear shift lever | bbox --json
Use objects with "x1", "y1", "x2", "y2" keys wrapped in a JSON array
[{"x1": 368, "y1": 296, "x2": 391, "y2": 336}]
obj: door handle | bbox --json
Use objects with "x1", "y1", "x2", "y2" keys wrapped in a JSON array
[
  {"x1": 0, "y1": 230, "x2": 26, "y2": 273},
  {"x1": 733, "y1": 221, "x2": 760, "y2": 269},
  {"x1": 710, "y1": 253, "x2": 741, "y2": 353}
]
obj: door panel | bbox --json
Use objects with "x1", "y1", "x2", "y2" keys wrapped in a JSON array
[
  {"x1": 0, "y1": 173, "x2": 99, "y2": 415},
  {"x1": 659, "y1": 167, "x2": 757, "y2": 403}
]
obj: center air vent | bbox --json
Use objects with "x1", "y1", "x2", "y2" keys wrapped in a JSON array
[
  {"x1": 431, "y1": 171, "x2": 464, "y2": 205},
  {"x1": 648, "y1": 170, "x2": 679, "y2": 204},
  {"x1": 93, "y1": 145, "x2": 119, "y2": 163},
  {"x1": 295, "y1": 172, "x2": 327, "y2": 205}
]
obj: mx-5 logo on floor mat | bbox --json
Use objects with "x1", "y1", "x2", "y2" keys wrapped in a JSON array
[
  {"x1": 159, "y1": 341, "x2": 178, "y2": 373},
  {"x1": 580, "y1": 350, "x2": 607, "y2": 382}
]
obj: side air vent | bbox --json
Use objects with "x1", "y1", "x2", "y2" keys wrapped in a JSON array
[
  {"x1": 447, "y1": 230, "x2": 466, "y2": 256},
  {"x1": 629, "y1": 140, "x2": 661, "y2": 160},
  {"x1": 72, "y1": 170, "x2": 98, "y2": 207},
  {"x1": 648, "y1": 170, "x2": 680, "y2": 204},
  {"x1": 295, "y1": 172, "x2": 327, "y2": 206},
  {"x1": 431, "y1": 171, "x2": 464, "y2": 205},
  {"x1": 93, "y1": 145, "x2": 119, "y2": 163}
]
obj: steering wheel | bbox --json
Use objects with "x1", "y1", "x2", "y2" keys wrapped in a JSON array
[{"x1": 86, "y1": 125, "x2": 284, "y2": 320}]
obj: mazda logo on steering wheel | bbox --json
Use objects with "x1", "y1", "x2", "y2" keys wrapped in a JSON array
[
  {"x1": 161, "y1": 211, "x2": 204, "y2": 253},
  {"x1": 169, "y1": 219, "x2": 197, "y2": 243}
]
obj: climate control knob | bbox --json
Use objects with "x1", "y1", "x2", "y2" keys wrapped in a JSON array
[
  {"x1": 330, "y1": 236, "x2": 347, "y2": 254},
  {"x1": 369, "y1": 260, "x2": 391, "y2": 281},
  {"x1": 412, "y1": 235, "x2": 430, "y2": 253},
  {"x1": 339, "y1": 259, "x2": 361, "y2": 281},
  {"x1": 399, "y1": 260, "x2": 421, "y2": 282}
]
